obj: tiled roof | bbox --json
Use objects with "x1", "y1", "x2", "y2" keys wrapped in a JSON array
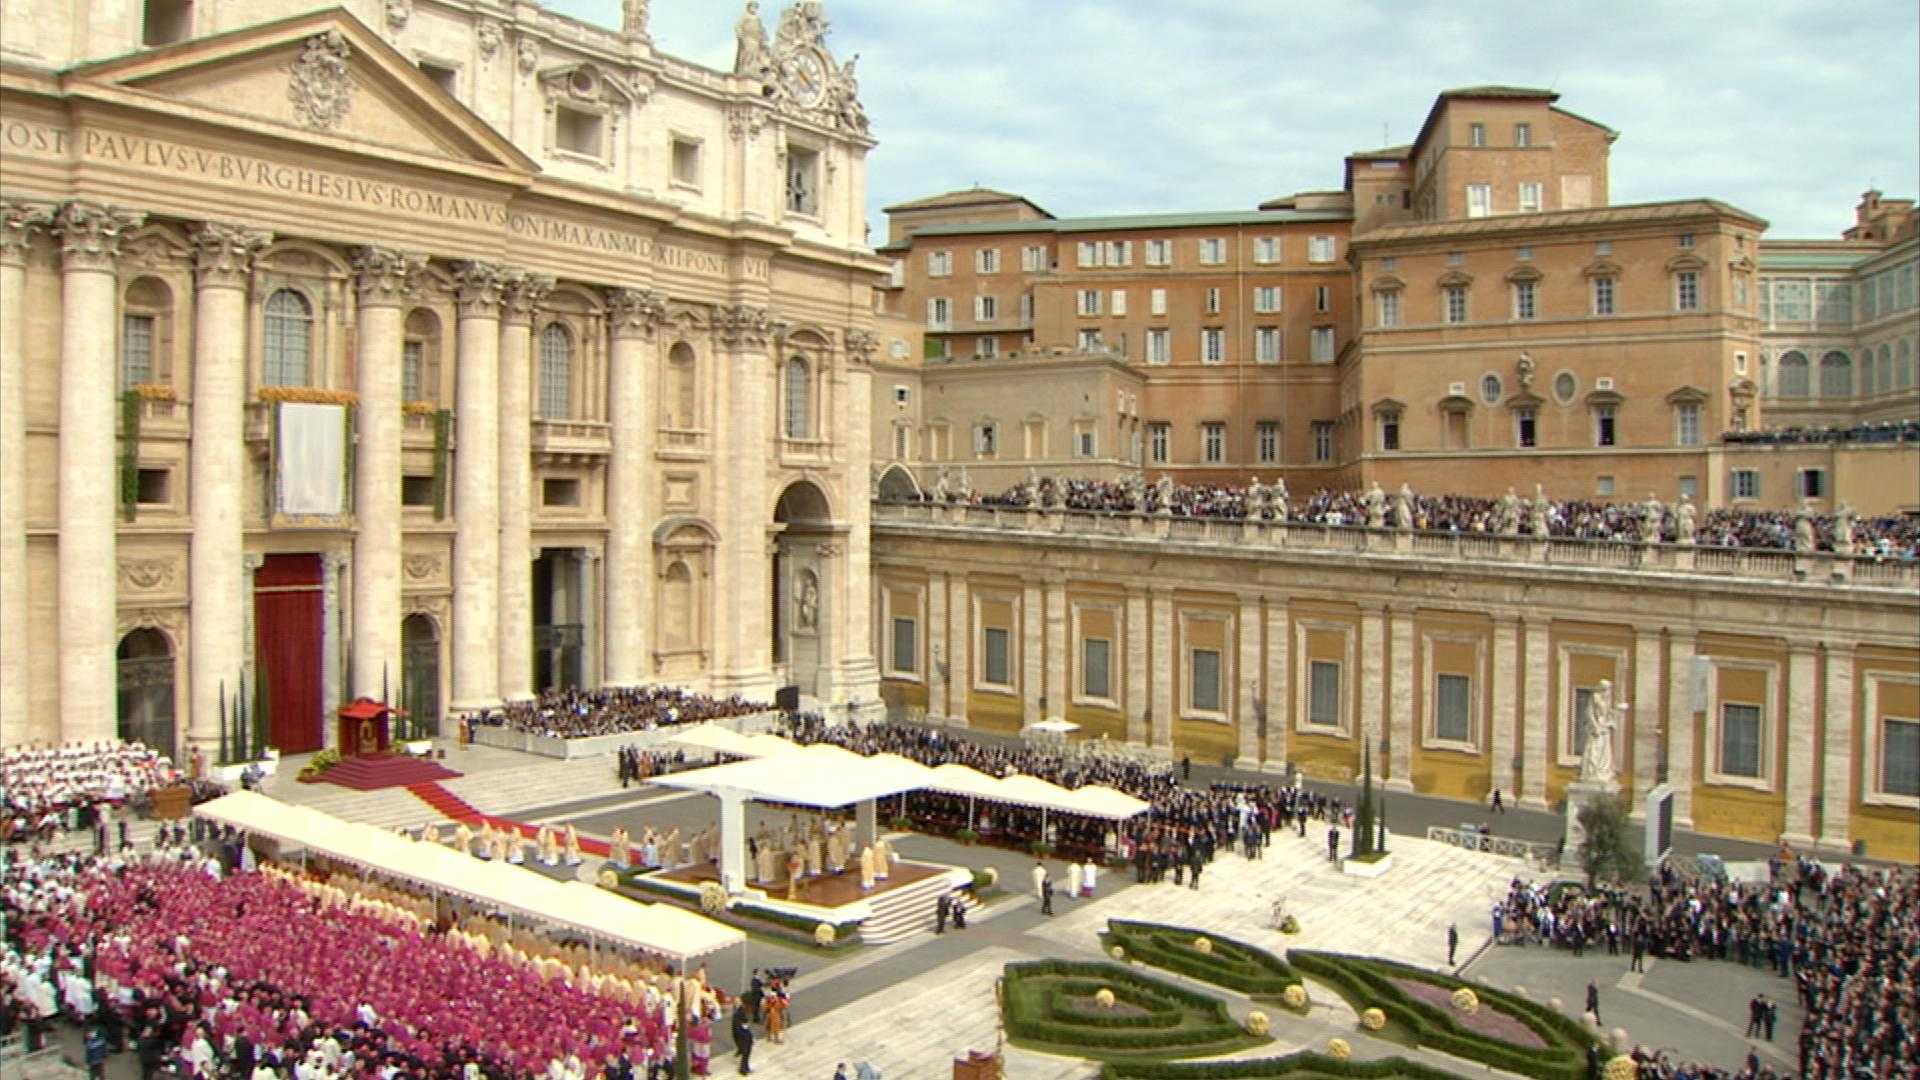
[
  {"x1": 1758, "y1": 250, "x2": 1874, "y2": 271},
  {"x1": 1439, "y1": 85, "x2": 1558, "y2": 100},
  {"x1": 882, "y1": 187, "x2": 1051, "y2": 215},
  {"x1": 1347, "y1": 144, "x2": 1412, "y2": 160},
  {"x1": 897, "y1": 207, "x2": 1353, "y2": 239},
  {"x1": 1352, "y1": 198, "x2": 1767, "y2": 244}
]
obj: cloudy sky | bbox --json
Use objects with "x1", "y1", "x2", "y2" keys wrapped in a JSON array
[{"x1": 550, "y1": 0, "x2": 1918, "y2": 241}]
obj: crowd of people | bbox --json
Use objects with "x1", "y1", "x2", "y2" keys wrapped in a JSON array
[
  {"x1": 465, "y1": 686, "x2": 768, "y2": 740},
  {"x1": 1495, "y1": 857, "x2": 1918, "y2": 1080},
  {"x1": 1, "y1": 741, "x2": 181, "y2": 844},
  {"x1": 1721, "y1": 420, "x2": 1920, "y2": 446},
  {"x1": 904, "y1": 475, "x2": 1920, "y2": 559}
]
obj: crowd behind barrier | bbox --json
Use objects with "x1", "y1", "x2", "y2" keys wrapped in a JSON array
[
  {"x1": 2, "y1": 741, "x2": 184, "y2": 844},
  {"x1": 465, "y1": 686, "x2": 769, "y2": 740},
  {"x1": 905, "y1": 475, "x2": 1920, "y2": 559},
  {"x1": 1496, "y1": 858, "x2": 1917, "y2": 1080},
  {"x1": 1721, "y1": 420, "x2": 1920, "y2": 446}
]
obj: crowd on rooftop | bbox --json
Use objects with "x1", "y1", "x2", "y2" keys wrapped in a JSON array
[
  {"x1": 1721, "y1": 420, "x2": 1920, "y2": 446},
  {"x1": 465, "y1": 686, "x2": 768, "y2": 740}
]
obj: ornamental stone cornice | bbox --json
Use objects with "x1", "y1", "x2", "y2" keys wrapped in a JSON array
[
  {"x1": 0, "y1": 198, "x2": 55, "y2": 267},
  {"x1": 714, "y1": 303, "x2": 782, "y2": 350},
  {"x1": 53, "y1": 201, "x2": 146, "y2": 272},
  {"x1": 843, "y1": 328, "x2": 878, "y2": 367},
  {"x1": 450, "y1": 261, "x2": 508, "y2": 317},
  {"x1": 607, "y1": 287, "x2": 667, "y2": 340},
  {"x1": 501, "y1": 271, "x2": 556, "y2": 325},
  {"x1": 189, "y1": 223, "x2": 272, "y2": 290},
  {"x1": 350, "y1": 246, "x2": 426, "y2": 308}
]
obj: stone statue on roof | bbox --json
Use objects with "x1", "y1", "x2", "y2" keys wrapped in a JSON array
[
  {"x1": 734, "y1": 2, "x2": 772, "y2": 77},
  {"x1": 1364, "y1": 482, "x2": 1388, "y2": 529},
  {"x1": 1675, "y1": 494, "x2": 1697, "y2": 544}
]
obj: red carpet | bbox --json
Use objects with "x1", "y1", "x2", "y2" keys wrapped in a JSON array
[
  {"x1": 406, "y1": 782, "x2": 611, "y2": 858},
  {"x1": 299, "y1": 753, "x2": 463, "y2": 791}
]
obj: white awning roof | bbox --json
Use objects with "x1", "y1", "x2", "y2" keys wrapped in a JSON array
[
  {"x1": 666, "y1": 724, "x2": 760, "y2": 757},
  {"x1": 652, "y1": 742, "x2": 929, "y2": 807},
  {"x1": 194, "y1": 791, "x2": 743, "y2": 962}
]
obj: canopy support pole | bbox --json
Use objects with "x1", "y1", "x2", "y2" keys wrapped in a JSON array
[
  {"x1": 717, "y1": 791, "x2": 749, "y2": 896},
  {"x1": 855, "y1": 798, "x2": 878, "y2": 847}
]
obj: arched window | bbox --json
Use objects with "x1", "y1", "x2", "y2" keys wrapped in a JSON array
[
  {"x1": 1877, "y1": 345, "x2": 1895, "y2": 395},
  {"x1": 121, "y1": 277, "x2": 172, "y2": 390},
  {"x1": 402, "y1": 309, "x2": 441, "y2": 404},
  {"x1": 1775, "y1": 351, "x2": 1809, "y2": 398},
  {"x1": 668, "y1": 342, "x2": 698, "y2": 428},
  {"x1": 783, "y1": 356, "x2": 811, "y2": 439},
  {"x1": 662, "y1": 561, "x2": 693, "y2": 650},
  {"x1": 537, "y1": 322, "x2": 572, "y2": 419},
  {"x1": 1899, "y1": 340, "x2": 1914, "y2": 389},
  {"x1": 1819, "y1": 351, "x2": 1852, "y2": 398},
  {"x1": 262, "y1": 289, "x2": 313, "y2": 387}
]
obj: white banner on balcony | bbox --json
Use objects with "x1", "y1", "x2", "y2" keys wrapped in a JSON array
[{"x1": 276, "y1": 402, "x2": 346, "y2": 516}]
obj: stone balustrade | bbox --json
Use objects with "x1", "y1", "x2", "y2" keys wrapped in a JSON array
[{"x1": 1424, "y1": 825, "x2": 1559, "y2": 865}]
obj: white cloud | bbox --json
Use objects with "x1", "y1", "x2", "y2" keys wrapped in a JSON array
[{"x1": 549, "y1": 0, "x2": 1919, "y2": 239}]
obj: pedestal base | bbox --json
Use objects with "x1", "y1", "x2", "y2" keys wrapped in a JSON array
[
  {"x1": 1341, "y1": 853, "x2": 1395, "y2": 878},
  {"x1": 1562, "y1": 778, "x2": 1620, "y2": 870}
]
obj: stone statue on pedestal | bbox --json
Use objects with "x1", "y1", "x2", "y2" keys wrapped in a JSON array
[
  {"x1": 1793, "y1": 504, "x2": 1817, "y2": 552},
  {"x1": 1393, "y1": 483, "x2": 1415, "y2": 530},
  {"x1": 1364, "y1": 482, "x2": 1388, "y2": 529},
  {"x1": 1834, "y1": 502, "x2": 1856, "y2": 555},
  {"x1": 1579, "y1": 679, "x2": 1620, "y2": 785},
  {"x1": 733, "y1": 2, "x2": 771, "y2": 77},
  {"x1": 1247, "y1": 477, "x2": 1266, "y2": 519},
  {"x1": 1272, "y1": 478, "x2": 1290, "y2": 521},
  {"x1": 1155, "y1": 475, "x2": 1174, "y2": 517},
  {"x1": 1639, "y1": 493, "x2": 1665, "y2": 543},
  {"x1": 1676, "y1": 494, "x2": 1697, "y2": 544},
  {"x1": 1529, "y1": 484, "x2": 1551, "y2": 538},
  {"x1": 1498, "y1": 487, "x2": 1521, "y2": 535}
]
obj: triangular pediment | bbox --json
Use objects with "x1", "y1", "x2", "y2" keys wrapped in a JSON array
[{"x1": 65, "y1": 8, "x2": 537, "y2": 177}]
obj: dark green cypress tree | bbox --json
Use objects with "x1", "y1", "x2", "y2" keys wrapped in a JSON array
[{"x1": 1351, "y1": 738, "x2": 1375, "y2": 859}]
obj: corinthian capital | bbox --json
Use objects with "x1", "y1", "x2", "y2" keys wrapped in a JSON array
[
  {"x1": 53, "y1": 201, "x2": 146, "y2": 272},
  {"x1": 0, "y1": 198, "x2": 56, "y2": 267},
  {"x1": 450, "y1": 261, "x2": 508, "y2": 318},
  {"x1": 190, "y1": 222, "x2": 273, "y2": 289},
  {"x1": 351, "y1": 246, "x2": 426, "y2": 308},
  {"x1": 607, "y1": 287, "x2": 666, "y2": 340},
  {"x1": 500, "y1": 270, "x2": 556, "y2": 325},
  {"x1": 843, "y1": 328, "x2": 878, "y2": 366},
  {"x1": 713, "y1": 303, "x2": 782, "y2": 350}
]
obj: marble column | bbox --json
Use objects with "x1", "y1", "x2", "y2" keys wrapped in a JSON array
[
  {"x1": 1149, "y1": 586, "x2": 1173, "y2": 751},
  {"x1": 0, "y1": 199, "x2": 52, "y2": 748},
  {"x1": 1817, "y1": 642, "x2": 1854, "y2": 850},
  {"x1": 604, "y1": 288, "x2": 665, "y2": 688},
  {"x1": 1782, "y1": 642, "x2": 1818, "y2": 843},
  {"x1": 1520, "y1": 615, "x2": 1551, "y2": 809},
  {"x1": 1042, "y1": 575, "x2": 1068, "y2": 720},
  {"x1": 321, "y1": 552, "x2": 347, "y2": 748},
  {"x1": 1359, "y1": 602, "x2": 1385, "y2": 758},
  {"x1": 56, "y1": 202, "x2": 145, "y2": 740},
  {"x1": 926, "y1": 569, "x2": 948, "y2": 720},
  {"x1": 1630, "y1": 627, "x2": 1664, "y2": 808},
  {"x1": 1262, "y1": 599, "x2": 1288, "y2": 769},
  {"x1": 713, "y1": 304, "x2": 779, "y2": 699},
  {"x1": 447, "y1": 263, "x2": 505, "y2": 712},
  {"x1": 497, "y1": 273, "x2": 551, "y2": 702},
  {"x1": 186, "y1": 223, "x2": 270, "y2": 757},
  {"x1": 1489, "y1": 615, "x2": 1519, "y2": 802},
  {"x1": 1386, "y1": 604, "x2": 1414, "y2": 790},
  {"x1": 1020, "y1": 578, "x2": 1043, "y2": 722},
  {"x1": 946, "y1": 574, "x2": 970, "y2": 726},
  {"x1": 349, "y1": 247, "x2": 423, "y2": 700},
  {"x1": 1667, "y1": 630, "x2": 1697, "y2": 827},
  {"x1": 1234, "y1": 595, "x2": 1262, "y2": 770},
  {"x1": 837, "y1": 331, "x2": 882, "y2": 709},
  {"x1": 1124, "y1": 587, "x2": 1149, "y2": 746}
]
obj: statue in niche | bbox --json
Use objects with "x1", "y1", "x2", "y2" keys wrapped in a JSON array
[
  {"x1": 1578, "y1": 679, "x2": 1621, "y2": 785},
  {"x1": 795, "y1": 572, "x2": 819, "y2": 630},
  {"x1": 1515, "y1": 351, "x2": 1536, "y2": 391}
]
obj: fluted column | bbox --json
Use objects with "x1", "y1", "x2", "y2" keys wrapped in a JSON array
[
  {"x1": 1630, "y1": 627, "x2": 1663, "y2": 807},
  {"x1": 1234, "y1": 595, "x2": 1262, "y2": 770},
  {"x1": 1359, "y1": 602, "x2": 1386, "y2": 765},
  {"x1": 1149, "y1": 586, "x2": 1173, "y2": 751},
  {"x1": 349, "y1": 247, "x2": 423, "y2": 699},
  {"x1": 1667, "y1": 630, "x2": 1697, "y2": 826},
  {"x1": 1520, "y1": 614, "x2": 1550, "y2": 809},
  {"x1": 1489, "y1": 615, "x2": 1519, "y2": 801},
  {"x1": 1020, "y1": 578, "x2": 1044, "y2": 722},
  {"x1": 1782, "y1": 642, "x2": 1818, "y2": 843},
  {"x1": 1262, "y1": 598, "x2": 1288, "y2": 768},
  {"x1": 1817, "y1": 642, "x2": 1853, "y2": 850},
  {"x1": 56, "y1": 202, "x2": 145, "y2": 740},
  {"x1": 714, "y1": 304, "x2": 779, "y2": 698},
  {"x1": 187, "y1": 223, "x2": 270, "y2": 757},
  {"x1": 946, "y1": 573, "x2": 970, "y2": 726},
  {"x1": 1124, "y1": 586, "x2": 1148, "y2": 746},
  {"x1": 605, "y1": 288, "x2": 665, "y2": 688},
  {"x1": 837, "y1": 330, "x2": 882, "y2": 708},
  {"x1": 0, "y1": 199, "x2": 53, "y2": 748},
  {"x1": 447, "y1": 263, "x2": 506, "y2": 711},
  {"x1": 1386, "y1": 604, "x2": 1414, "y2": 790},
  {"x1": 497, "y1": 273, "x2": 551, "y2": 702},
  {"x1": 926, "y1": 570, "x2": 948, "y2": 719},
  {"x1": 1042, "y1": 575, "x2": 1067, "y2": 720}
]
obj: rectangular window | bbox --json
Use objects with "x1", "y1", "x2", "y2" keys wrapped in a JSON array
[
  {"x1": 1110, "y1": 289, "x2": 1127, "y2": 316},
  {"x1": 785, "y1": 146, "x2": 819, "y2": 214},
  {"x1": 1512, "y1": 281, "x2": 1538, "y2": 320},
  {"x1": 1798, "y1": 469, "x2": 1825, "y2": 499},
  {"x1": 1676, "y1": 403, "x2": 1701, "y2": 446},
  {"x1": 1676, "y1": 271, "x2": 1700, "y2": 311},
  {"x1": 974, "y1": 423, "x2": 997, "y2": 456},
  {"x1": 1105, "y1": 240, "x2": 1132, "y2": 267},
  {"x1": 136, "y1": 468, "x2": 172, "y2": 506},
  {"x1": 1083, "y1": 638, "x2": 1112, "y2": 700},
  {"x1": 1678, "y1": 474, "x2": 1699, "y2": 500},
  {"x1": 1255, "y1": 327, "x2": 1282, "y2": 363},
  {"x1": 975, "y1": 248, "x2": 1001, "y2": 274},
  {"x1": 1312, "y1": 421, "x2": 1333, "y2": 462},
  {"x1": 1205, "y1": 287, "x2": 1222, "y2": 314},
  {"x1": 400, "y1": 473, "x2": 434, "y2": 508},
  {"x1": 1315, "y1": 286, "x2": 1331, "y2": 313},
  {"x1": 1732, "y1": 469, "x2": 1760, "y2": 499},
  {"x1": 1518, "y1": 182, "x2": 1542, "y2": 212},
  {"x1": 927, "y1": 298, "x2": 951, "y2": 329},
  {"x1": 976, "y1": 337, "x2": 997, "y2": 358},
  {"x1": 1148, "y1": 422, "x2": 1170, "y2": 463},
  {"x1": 1145, "y1": 239, "x2": 1171, "y2": 266},
  {"x1": 1019, "y1": 293, "x2": 1035, "y2": 324},
  {"x1": 1514, "y1": 122, "x2": 1532, "y2": 147},
  {"x1": 671, "y1": 138, "x2": 702, "y2": 187},
  {"x1": 1444, "y1": 286, "x2": 1468, "y2": 324},
  {"x1": 1078, "y1": 328, "x2": 1102, "y2": 351},
  {"x1": 1376, "y1": 290, "x2": 1400, "y2": 327},
  {"x1": 1253, "y1": 286, "x2": 1280, "y2": 313},
  {"x1": 1465, "y1": 184, "x2": 1492, "y2": 218},
  {"x1": 1884, "y1": 719, "x2": 1920, "y2": 798},
  {"x1": 1201, "y1": 328, "x2": 1225, "y2": 363},
  {"x1": 1310, "y1": 326, "x2": 1335, "y2": 362},
  {"x1": 1572, "y1": 688, "x2": 1594, "y2": 756},
  {"x1": 1815, "y1": 281, "x2": 1851, "y2": 324},
  {"x1": 1257, "y1": 422, "x2": 1278, "y2": 463},
  {"x1": 974, "y1": 295, "x2": 998, "y2": 322},
  {"x1": 1308, "y1": 235, "x2": 1336, "y2": 263},
  {"x1": 1076, "y1": 429, "x2": 1095, "y2": 458},
  {"x1": 1021, "y1": 245, "x2": 1046, "y2": 272},
  {"x1": 1468, "y1": 121, "x2": 1486, "y2": 147},
  {"x1": 402, "y1": 340, "x2": 424, "y2": 402},
  {"x1": 1678, "y1": 233, "x2": 1695, "y2": 249},
  {"x1": 1150, "y1": 288, "x2": 1167, "y2": 316},
  {"x1": 1592, "y1": 276, "x2": 1615, "y2": 316},
  {"x1": 1146, "y1": 328, "x2": 1170, "y2": 365},
  {"x1": 1594, "y1": 405, "x2": 1616, "y2": 447},
  {"x1": 542, "y1": 477, "x2": 580, "y2": 507},
  {"x1": 1190, "y1": 649, "x2": 1222, "y2": 712},
  {"x1": 1254, "y1": 237, "x2": 1280, "y2": 263},
  {"x1": 1309, "y1": 660, "x2": 1341, "y2": 726},
  {"x1": 1720, "y1": 702, "x2": 1763, "y2": 778},
  {"x1": 1199, "y1": 237, "x2": 1226, "y2": 265},
  {"x1": 1380, "y1": 414, "x2": 1400, "y2": 451},
  {"x1": 891, "y1": 617, "x2": 917, "y2": 674},
  {"x1": 1773, "y1": 280, "x2": 1810, "y2": 321},
  {"x1": 555, "y1": 106, "x2": 604, "y2": 157},
  {"x1": 121, "y1": 314, "x2": 155, "y2": 388},
  {"x1": 1515, "y1": 408, "x2": 1537, "y2": 448},
  {"x1": 1076, "y1": 241, "x2": 1101, "y2": 268},
  {"x1": 1596, "y1": 475, "x2": 1615, "y2": 497},
  {"x1": 1076, "y1": 289, "x2": 1102, "y2": 316},
  {"x1": 983, "y1": 627, "x2": 1011, "y2": 686},
  {"x1": 1202, "y1": 422, "x2": 1225, "y2": 463},
  {"x1": 1436, "y1": 673, "x2": 1472, "y2": 742},
  {"x1": 927, "y1": 250, "x2": 952, "y2": 276}
]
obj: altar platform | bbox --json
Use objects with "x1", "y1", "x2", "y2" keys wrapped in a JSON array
[{"x1": 638, "y1": 858, "x2": 969, "y2": 944}]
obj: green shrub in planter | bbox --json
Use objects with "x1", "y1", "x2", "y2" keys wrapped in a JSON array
[{"x1": 956, "y1": 827, "x2": 980, "y2": 844}]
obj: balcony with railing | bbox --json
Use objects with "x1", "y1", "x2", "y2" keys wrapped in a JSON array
[
  {"x1": 531, "y1": 418, "x2": 611, "y2": 466},
  {"x1": 657, "y1": 426, "x2": 710, "y2": 457}
]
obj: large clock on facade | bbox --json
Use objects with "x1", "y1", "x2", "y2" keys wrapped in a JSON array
[{"x1": 783, "y1": 47, "x2": 829, "y2": 108}]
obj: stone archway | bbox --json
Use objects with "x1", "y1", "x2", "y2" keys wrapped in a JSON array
[
  {"x1": 772, "y1": 480, "x2": 835, "y2": 698},
  {"x1": 875, "y1": 463, "x2": 920, "y2": 502},
  {"x1": 117, "y1": 628, "x2": 176, "y2": 758}
]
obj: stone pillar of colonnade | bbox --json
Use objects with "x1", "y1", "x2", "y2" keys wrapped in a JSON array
[
  {"x1": 603, "y1": 287, "x2": 665, "y2": 689},
  {"x1": 448, "y1": 262, "x2": 505, "y2": 712},
  {"x1": 496, "y1": 273, "x2": 553, "y2": 703},
  {"x1": 0, "y1": 199, "x2": 53, "y2": 748}
]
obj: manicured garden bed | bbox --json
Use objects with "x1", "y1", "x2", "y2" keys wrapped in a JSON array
[
  {"x1": 1100, "y1": 1050, "x2": 1470, "y2": 1079},
  {"x1": 1102, "y1": 920, "x2": 1306, "y2": 1009},
  {"x1": 1002, "y1": 959, "x2": 1269, "y2": 1062}
]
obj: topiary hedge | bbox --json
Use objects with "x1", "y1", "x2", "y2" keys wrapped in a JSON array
[
  {"x1": 1285, "y1": 951, "x2": 1588, "y2": 1080},
  {"x1": 1003, "y1": 960, "x2": 1267, "y2": 1060},
  {"x1": 1100, "y1": 1049, "x2": 1471, "y2": 1079},
  {"x1": 1102, "y1": 920, "x2": 1302, "y2": 1003}
]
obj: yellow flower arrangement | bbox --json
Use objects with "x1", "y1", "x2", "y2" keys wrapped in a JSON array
[
  {"x1": 1604, "y1": 1054, "x2": 1637, "y2": 1080},
  {"x1": 131, "y1": 382, "x2": 177, "y2": 401},
  {"x1": 1451, "y1": 987, "x2": 1479, "y2": 1014},
  {"x1": 1327, "y1": 1038, "x2": 1351, "y2": 1060},
  {"x1": 1361, "y1": 1007, "x2": 1386, "y2": 1031},
  {"x1": 257, "y1": 386, "x2": 359, "y2": 406},
  {"x1": 1109, "y1": 945, "x2": 1126, "y2": 961},
  {"x1": 402, "y1": 400, "x2": 440, "y2": 416},
  {"x1": 1094, "y1": 988, "x2": 1116, "y2": 1008},
  {"x1": 1281, "y1": 984, "x2": 1308, "y2": 1010},
  {"x1": 1192, "y1": 936, "x2": 1212, "y2": 954},
  {"x1": 1245, "y1": 1010, "x2": 1270, "y2": 1036},
  {"x1": 813, "y1": 922, "x2": 836, "y2": 946}
]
